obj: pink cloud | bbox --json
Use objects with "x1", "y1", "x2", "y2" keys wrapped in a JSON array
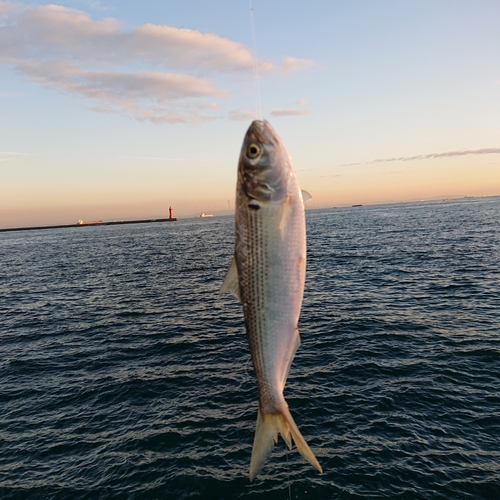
[
  {"x1": 0, "y1": 1, "x2": 315, "y2": 123},
  {"x1": 18, "y1": 60, "x2": 228, "y2": 123},
  {"x1": 0, "y1": 0, "x2": 16, "y2": 15},
  {"x1": 228, "y1": 110, "x2": 257, "y2": 121},
  {"x1": 280, "y1": 56, "x2": 315, "y2": 73},
  {"x1": 0, "y1": 1, "x2": 311, "y2": 73},
  {"x1": 270, "y1": 109, "x2": 313, "y2": 117}
]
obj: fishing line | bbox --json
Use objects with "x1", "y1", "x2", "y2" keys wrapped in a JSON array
[{"x1": 249, "y1": 0, "x2": 263, "y2": 120}]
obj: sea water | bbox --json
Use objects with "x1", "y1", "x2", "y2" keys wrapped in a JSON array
[{"x1": 1, "y1": 197, "x2": 499, "y2": 499}]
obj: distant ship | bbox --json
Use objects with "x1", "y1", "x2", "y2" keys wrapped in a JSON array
[
  {"x1": 77, "y1": 219, "x2": 103, "y2": 225},
  {"x1": 200, "y1": 213, "x2": 214, "y2": 217}
]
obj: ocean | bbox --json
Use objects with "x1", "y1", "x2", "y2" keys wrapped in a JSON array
[{"x1": 1, "y1": 197, "x2": 499, "y2": 499}]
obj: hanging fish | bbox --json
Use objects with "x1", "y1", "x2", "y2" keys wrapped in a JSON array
[{"x1": 221, "y1": 119, "x2": 322, "y2": 481}]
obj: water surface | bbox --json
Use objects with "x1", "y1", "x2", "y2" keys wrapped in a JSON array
[{"x1": 1, "y1": 197, "x2": 499, "y2": 499}]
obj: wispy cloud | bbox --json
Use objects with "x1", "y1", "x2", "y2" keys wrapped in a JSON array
[
  {"x1": 279, "y1": 56, "x2": 314, "y2": 73},
  {"x1": 0, "y1": 1, "x2": 314, "y2": 123},
  {"x1": 270, "y1": 109, "x2": 313, "y2": 117},
  {"x1": 0, "y1": 0, "x2": 15, "y2": 14},
  {"x1": 0, "y1": 151, "x2": 32, "y2": 162},
  {"x1": 299, "y1": 148, "x2": 500, "y2": 173},
  {"x1": 338, "y1": 162, "x2": 361, "y2": 167},
  {"x1": 370, "y1": 147, "x2": 500, "y2": 164},
  {"x1": 228, "y1": 109, "x2": 257, "y2": 121},
  {"x1": 17, "y1": 60, "x2": 229, "y2": 123}
]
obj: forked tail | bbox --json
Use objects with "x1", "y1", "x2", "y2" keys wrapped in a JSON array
[{"x1": 249, "y1": 404, "x2": 322, "y2": 481}]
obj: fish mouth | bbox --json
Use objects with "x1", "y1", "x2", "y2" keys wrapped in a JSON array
[
  {"x1": 246, "y1": 120, "x2": 266, "y2": 145},
  {"x1": 246, "y1": 120, "x2": 280, "y2": 147},
  {"x1": 250, "y1": 119, "x2": 265, "y2": 132}
]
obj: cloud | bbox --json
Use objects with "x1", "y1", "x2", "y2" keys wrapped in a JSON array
[
  {"x1": 300, "y1": 148, "x2": 500, "y2": 173},
  {"x1": 0, "y1": 151, "x2": 32, "y2": 162},
  {"x1": 19, "y1": 61, "x2": 228, "y2": 100},
  {"x1": 0, "y1": 0, "x2": 16, "y2": 15},
  {"x1": 0, "y1": 1, "x2": 314, "y2": 123},
  {"x1": 228, "y1": 109, "x2": 257, "y2": 121},
  {"x1": 270, "y1": 109, "x2": 313, "y2": 117},
  {"x1": 280, "y1": 56, "x2": 315, "y2": 73},
  {"x1": 17, "y1": 60, "x2": 228, "y2": 123},
  {"x1": 370, "y1": 147, "x2": 500, "y2": 164}
]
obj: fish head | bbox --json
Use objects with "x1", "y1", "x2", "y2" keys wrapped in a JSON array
[{"x1": 238, "y1": 120, "x2": 293, "y2": 203}]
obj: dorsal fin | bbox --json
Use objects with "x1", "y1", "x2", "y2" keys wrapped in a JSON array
[{"x1": 301, "y1": 190, "x2": 312, "y2": 202}]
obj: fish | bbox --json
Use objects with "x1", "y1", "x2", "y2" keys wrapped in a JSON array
[{"x1": 221, "y1": 119, "x2": 322, "y2": 481}]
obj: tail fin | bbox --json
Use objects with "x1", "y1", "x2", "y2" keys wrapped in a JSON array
[{"x1": 249, "y1": 405, "x2": 322, "y2": 481}]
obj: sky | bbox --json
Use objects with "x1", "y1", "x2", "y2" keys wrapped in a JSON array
[{"x1": 1, "y1": 0, "x2": 500, "y2": 228}]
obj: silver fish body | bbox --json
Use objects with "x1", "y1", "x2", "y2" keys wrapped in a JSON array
[{"x1": 221, "y1": 120, "x2": 321, "y2": 480}]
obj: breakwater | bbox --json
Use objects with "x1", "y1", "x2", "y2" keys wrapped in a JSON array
[{"x1": 0, "y1": 217, "x2": 178, "y2": 233}]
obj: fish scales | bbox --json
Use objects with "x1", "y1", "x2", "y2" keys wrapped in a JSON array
[
  {"x1": 240, "y1": 202, "x2": 302, "y2": 406},
  {"x1": 221, "y1": 119, "x2": 322, "y2": 481}
]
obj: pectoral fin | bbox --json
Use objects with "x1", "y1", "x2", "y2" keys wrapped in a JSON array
[
  {"x1": 301, "y1": 190, "x2": 312, "y2": 202},
  {"x1": 220, "y1": 256, "x2": 241, "y2": 301}
]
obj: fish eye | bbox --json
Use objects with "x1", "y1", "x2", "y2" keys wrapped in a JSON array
[{"x1": 246, "y1": 143, "x2": 261, "y2": 159}]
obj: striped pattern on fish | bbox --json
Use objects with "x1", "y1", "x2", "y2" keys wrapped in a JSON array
[{"x1": 221, "y1": 120, "x2": 322, "y2": 481}]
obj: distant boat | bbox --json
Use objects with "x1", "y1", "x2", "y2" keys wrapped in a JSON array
[
  {"x1": 200, "y1": 213, "x2": 214, "y2": 217},
  {"x1": 77, "y1": 219, "x2": 103, "y2": 225},
  {"x1": 351, "y1": 204, "x2": 363, "y2": 207}
]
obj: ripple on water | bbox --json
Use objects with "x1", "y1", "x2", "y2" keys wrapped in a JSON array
[{"x1": 1, "y1": 198, "x2": 500, "y2": 499}]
